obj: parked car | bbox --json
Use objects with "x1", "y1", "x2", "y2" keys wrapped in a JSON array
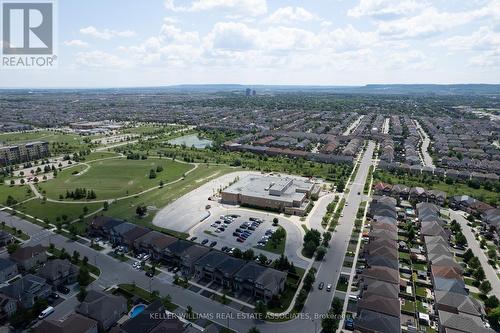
[
  {"x1": 326, "y1": 284, "x2": 332, "y2": 292},
  {"x1": 189, "y1": 236, "x2": 198, "y2": 241},
  {"x1": 201, "y1": 239, "x2": 209, "y2": 245},
  {"x1": 145, "y1": 271, "x2": 154, "y2": 277},
  {"x1": 318, "y1": 282, "x2": 324, "y2": 290},
  {"x1": 57, "y1": 285, "x2": 70, "y2": 294},
  {"x1": 233, "y1": 232, "x2": 240, "y2": 237},
  {"x1": 210, "y1": 241, "x2": 217, "y2": 247},
  {"x1": 221, "y1": 246, "x2": 228, "y2": 252},
  {"x1": 237, "y1": 238, "x2": 245, "y2": 243},
  {"x1": 142, "y1": 254, "x2": 151, "y2": 261}
]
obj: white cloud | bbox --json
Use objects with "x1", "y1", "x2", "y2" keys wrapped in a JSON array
[
  {"x1": 470, "y1": 49, "x2": 500, "y2": 68},
  {"x1": 266, "y1": 7, "x2": 318, "y2": 24},
  {"x1": 164, "y1": 0, "x2": 267, "y2": 17},
  {"x1": 348, "y1": 0, "x2": 426, "y2": 19},
  {"x1": 75, "y1": 51, "x2": 132, "y2": 68},
  {"x1": 377, "y1": 7, "x2": 482, "y2": 39},
  {"x1": 80, "y1": 26, "x2": 137, "y2": 40},
  {"x1": 64, "y1": 39, "x2": 89, "y2": 47},
  {"x1": 437, "y1": 26, "x2": 500, "y2": 51}
]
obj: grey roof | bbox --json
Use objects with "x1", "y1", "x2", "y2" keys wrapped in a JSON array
[
  {"x1": 438, "y1": 310, "x2": 494, "y2": 333},
  {"x1": 111, "y1": 222, "x2": 136, "y2": 236},
  {"x1": 195, "y1": 251, "x2": 228, "y2": 269},
  {"x1": 76, "y1": 290, "x2": 127, "y2": 323},
  {"x1": 434, "y1": 290, "x2": 482, "y2": 316},
  {"x1": 366, "y1": 255, "x2": 399, "y2": 270},
  {"x1": 354, "y1": 309, "x2": 400, "y2": 333},
  {"x1": 0, "y1": 258, "x2": 16, "y2": 270},
  {"x1": 34, "y1": 313, "x2": 97, "y2": 333},
  {"x1": 433, "y1": 277, "x2": 467, "y2": 295},
  {"x1": 216, "y1": 256, "x2": 246, "y2": 276},
  {"x1": 120, "y1": 300, "x2": 166, "y2": 333},
  {"x1": 166, "y1": 240, "x2": 194, "y2": 256},
  {"x1": 235, "y1": 262, "x2": 267, "y2": 282},
  {"x1": 361, "y1": 280, "x2": 399, "y2": 299},
  {"x1": 38, "y1": 259, "x2": 79, "y2": 281}
]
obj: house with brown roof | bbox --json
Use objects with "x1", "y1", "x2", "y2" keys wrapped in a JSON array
[
  {"x1": 38, "y1": 259, "x2": 79, "y2": 287},
  {"x1": 10, "y1": 244, "x2": 47, "y2": 271},
  {"x1": 76, "y1": 290, "x2": 127, "y2": 331},
  {"x1": 132, "y1": 231, "x2": 177, "y2": 260}
]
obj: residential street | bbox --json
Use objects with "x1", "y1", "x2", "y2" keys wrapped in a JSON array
[{"x1": 448, "y1": 210, "x2": 500, "y2": 299}]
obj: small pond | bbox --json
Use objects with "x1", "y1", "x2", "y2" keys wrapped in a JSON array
[{"x1": 167, "y1": 134, "x2": 213, "y2": 149}]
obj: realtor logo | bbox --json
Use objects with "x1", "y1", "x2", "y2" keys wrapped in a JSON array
[{"x1": 1, "y1": 1, "x2": 56, "y2": 67}]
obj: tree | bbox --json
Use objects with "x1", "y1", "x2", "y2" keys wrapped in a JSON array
[
  {"x1": 272, "y1": 217, "x2": 279, "y2": 226},
  {"x1": 316, "y1": 246, "x2": 327, "y2": 261},
  {"x1": 480, "y1": 281, "x2": 492, "y2": 295},
  {"x1": 321, "y1": 309, "x2": 339, "y2": 333},
  {"x1": 487, "y1": 248, "x2": 497, "y2": 261},
  {"x1": 473, "y1": 267, "x2": 485, "y2": 281},
  {"x1": 232, "y1": 248, "x2": 242, "y2": 258},
  {"x1": 255, "y1": 300, "x2": 267, "y2": 319},
  {"x1": 258, "y1": 253, "x2": 268, "y2": 265},
  {"x1": 243, "y1": 249, "x2": 255, "y2": 261},
  {"x1": 1, "y1": 221, "x2": 4, "y2": 229},
  {"x1": 77, "y1": 287, "x2": 87, "y2": 301},
  {"x1": 303, "y1": 268, "x2": 316, "y2": 291},
  {"x1": 455, "y1": 232, "x2": 467, "y2": 247},
  {"x1": 136, "y1": 205, "x2": 147, "y2": 217},
  {"x1": 247, "y1": 327, "x2": 261, "y2": 333},
  {"x1": 304, "y1": 240, "x2": 317, "y2": 257},
  {"x1": 487, "y1": 307, "x2": 500, "y2": 326},
  {"x1": 336, "y1": 180, "x2": 345, "y2": 193},
  {"x1": 469, "y1": 256, "x2": 480, "y2": 270},
  {"x1": 103, "y1": 201, "x2": 109, "y2": 211},
  {"x1": 7, "y1": 243, "x2": 18, "y2": 254},
  {"x1": 463, "y1": 249, "x2": 474, "y2": 262},
  {"x1": 72, "y1": 250, "x2": 80, "y2": 263},
  {"x1": 185, "y1": 305, "x2": 194, "y2": 321},
  {"x1": 485, "y1": 296, "x2": 499, "y2": 309},
  {"x1": 149, "y1": 169, "x2": 157, "y2": 179},
  {"x1": 322, "y1": 231, "x2": 332, "y2": 247},
  {"x1": 78, "y1": 266, "x2": 91, "y2": 286}
]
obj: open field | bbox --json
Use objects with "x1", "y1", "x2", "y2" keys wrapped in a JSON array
[
  {"x1": 0, "y1": 184, "x2": 34, "y2": 205},
  {"x1": 84, "y1": 151, "x2": 121, "y2": 162},
  {"x1": 100, "y1": 164, "x2": 238, "y2": 227},
  {"x1": 38, "y1": 158, "x2": 193, "y2": 200},
  {"x1": 15, "y1": 199, "x2": 101, "y2": 224}
]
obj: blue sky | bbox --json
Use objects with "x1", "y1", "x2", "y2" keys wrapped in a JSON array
[{"x1": 2, "y1": 0, "x2": 500, "y2": 88}]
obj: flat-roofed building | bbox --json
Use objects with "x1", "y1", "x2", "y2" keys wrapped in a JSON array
[
  {"x1": 0, "y1": 141, "x2": 49, "y2": 166},
  {"x1": 221, "y1": 174, "x2": 319, "y2": 216}
]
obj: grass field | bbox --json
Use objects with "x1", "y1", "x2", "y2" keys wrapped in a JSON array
[
  {"x1": 15, "y1": 199, "x2": 101, "y2": 224},
  {"x1": 0, "y1": 184, "x2": 34, "y2": 206},
  {"x1": 38, "y1": 158, "x2": 193, "y2": 200},
  {"x1": 84, "y1": 151, "x2": 121, "y2": 162},
  {"x1": 101, "y1": 164, "x2": 238, "y2": 227}
]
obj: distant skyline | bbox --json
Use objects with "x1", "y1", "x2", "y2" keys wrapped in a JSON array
[{"x1": 2, "y1": 0, "x2": 500, "y2": 88}]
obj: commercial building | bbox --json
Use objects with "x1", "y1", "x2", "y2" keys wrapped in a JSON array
[
  {"x1": 0, "y1": 141, "x2": 49, "y2": 166},
  {"x1": 221, "y1": 174, "x2": 319, "y2": 216}
]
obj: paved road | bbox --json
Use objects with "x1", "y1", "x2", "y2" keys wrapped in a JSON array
[
  {"x1": 414, "y1": 119, "x2": 435, "y2": 169},
  {"x1": 306, "y1": 192, "x2": 337, "y2": 231},
  {"x1": 448, "y1": 210, "x2": 500, "y2": 299}
]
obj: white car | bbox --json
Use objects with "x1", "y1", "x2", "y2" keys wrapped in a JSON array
[{"x1": 142, "y1": 254, "x2": 151, "y2": 261}]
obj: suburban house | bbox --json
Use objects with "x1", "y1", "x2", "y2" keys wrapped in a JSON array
[
  {"x1": 10, "y1": 244, "x2": 47, "y2": 271},
  {"x1": 0, "y1": 259, "x2": 18, "y2": 283},
  {"x1": 76, "y1": 290, "x2": 127, "y2": 331},
  {"x1": 0, "y1": 231, "x2": 13, "y2": 247},
  {"x1": 35, "y1": 313, "x2": 98, "y2": 333},
  {"x1": 179, "y1": 244, "x2": 210, "y2": 276},
  {"x1": 194, "y1": 252, "x2": 246, "y2": 289},
  {"x1": 0, "y1": 293, "x2": 17, "y2": 322},
  {"x1": 132, "y1": 231, "x2": 177, "y2": 260},
  {"x1": 0, "y1": 274, "x2": 51, "y2": 308},
  {"x1": 38, "y1": 259, "x2": 79, "y2": 287},
  {"x1": 162, "y1": 240, "x2": 194, "y2": 266},
  {"x1": 233, "y1": 262, "x2": 286, "y2": 301},
  {"x1": 89, "y1": 216, "x2": 125, "y2": 238}
]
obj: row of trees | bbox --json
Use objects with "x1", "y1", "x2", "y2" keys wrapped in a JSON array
[
  {"x1": 65, "y1": 188, "x2": 97, "y2": 200},
  {"x1": 303, "y1": 228, "x2": 331, "y2": 260}
]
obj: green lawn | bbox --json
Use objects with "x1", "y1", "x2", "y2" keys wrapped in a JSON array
[
  {"x1": 100, "y1": 164, "x2": 238, "y2": 227},
  {"x1": 15, "y1": 199, "x2": 101, "y2": 224},
  {"x1": 0, "y1": 184, "x2": 34, "y2": 206},
  {"x1": 38, "y1": 158, "x2": 193, "y2": 200},
  {"x1": 84, "y1": 151, "x2": 121, "y2": 162},
  {"x1": 257, "y1": 226, "x2": 286, "y2": 255},
  {"x1": 401, "y1": 299, "x2": 415, "y2": 313}
]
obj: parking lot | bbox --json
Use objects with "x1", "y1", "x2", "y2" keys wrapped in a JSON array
[{"x1": 190, "y1": 209, "x2": 293, "y2": 260}]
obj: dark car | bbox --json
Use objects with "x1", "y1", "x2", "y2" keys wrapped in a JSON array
[
  {"x1": 318, "y1": 282, "x2": 324, "y2": 290},
  {"x1": 201, "y1": 239, "x2": 209, "y2": 245},
  {"x1": 189, "y1": 236, "x2": 198, "y2": 241},
  {"x1": 145, "y1": 271, "x2": 154, "y2": 277},
  {"x1": 248, "y1": 226, "x2": 256, "y2": 231},
  {"x1": 221, "y1": 246, "x2": 228, "y2": 252},
  {"x1": 345, "y1": 318, "x2": 354, "y2": 330},
  {"x1": 233, "y1": 232, "x2": 240, "y2": 237},
  {"x1": 237, "y1": 238, "x2": 245, "y2": 243},
  {"x1": 210, "y1": 241, "x2": 217, "y2": 247},
  {"x1": 57, "y1": 285, "x2": 70, "y2": 294}
]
